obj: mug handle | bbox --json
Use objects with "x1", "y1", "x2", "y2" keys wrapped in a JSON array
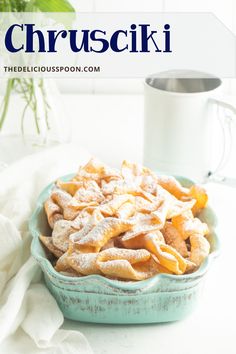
[{"x1": 208, "y1": 96, "x2": 236, "y2": 187}]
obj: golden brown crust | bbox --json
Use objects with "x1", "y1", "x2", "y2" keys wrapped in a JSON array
[
  {"x1": 96, "y1": 248, "x2": 158, "y2": 280},
  {"x1": 41, "y1": 158, "x2": 210, "y2": 279},
  {"x1": 162, "y1": 222, "x2": 189, "y2": 257},
  {"x1": 39, "y1": 235, "x2": 63, "y2": 258},
  {"x1": 44, "y1": 197, "x2": 63, "y2": 229},
  {"x1": 77, "y1": 218, "x2": 135, "y2": 253}
]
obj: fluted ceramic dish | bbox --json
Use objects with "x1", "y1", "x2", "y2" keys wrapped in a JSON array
[{"x1": 30, "y1": 174, "x2": 220, "y2": 324}]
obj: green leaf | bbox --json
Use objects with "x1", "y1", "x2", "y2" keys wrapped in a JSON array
[
  {"x1": 24, "y1": 0, "x2": 75, "y2": 29},
  {"x1": 33, "y1": 0, "x2": 75, "y2": 12},
  {"x1": 25, "y1": 1, "x2": 38, "y2": 12},
  {"x1": 0, "y1": 0, "x2": 11, "y2": 11}
]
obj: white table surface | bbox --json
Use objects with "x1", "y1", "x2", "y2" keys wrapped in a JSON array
[{"x1": 2, "y1": 94, "x2": 236, "y2": 353}]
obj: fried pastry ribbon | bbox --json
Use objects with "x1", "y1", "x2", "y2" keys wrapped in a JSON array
[
  {"x1": 122, "y1": 232, "x2": 188, "y2": 275},
  {"x1": 39, "y1": 235, "x2": 63, "y2": 258},
  {"x1": 67, "y1": 252, "x2": 101, "y2": 275},
  {"x1": 150, "y1": 185, "x2": 196, "y2": 228},
  {"x1": 76, "y1": 217, "x2": 135, "y2": 253},
  {"x1": 51, "y1": 189, "x2": 80, "y2": 220},
  {"x1": 44, "y1": 197, "x2": 63, "y2": 229},
  {"x1": 75, "y1": 158, "x2": 120, "y2": 183},
  {"x1": 55, "y1": 251, "x2": 74, "y2": 273},
  {"x1": 156, "y1": 175, "x2": 189, "y2": 199},
  {"x1": 188, "y1": 185, "x2": 208, "y2": 215},
  {"x1": 40, "y1": 158, "x2": 211, "y2": 279},
  {"x1": 96, "y1": 248, "x2": 159, "y2": 280},
  {"x1": 52, "y1": 220, "x2": 77, "y2": 252},
  {"x1": 162, "y1": 222, "x2": 189, "y2": 257},
  {"x1": 56, "y1": 180, "x2": 82, "y2": 196},
  {"x1": 68, "y1": 209, "x2": 104, "y2": 252},
  {"x1": 189, "y1": 233, "x2": 210, "y2": 266},
  {"x1": 172, "y1": 212, "x2": 209, "y2": 240}
]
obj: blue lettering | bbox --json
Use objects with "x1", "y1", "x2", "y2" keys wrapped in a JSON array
[
  {"x1": 163, "y1": 24, "x2": 172, "y2": 53},
  {"x1": 25, "y1": 24, "x2": 46, "y2": 53},
  {"x1": 3, "y1": 23, "x2": 172, "y2": 54},
  {"x1": 110, "y1": 30, "x2": 128, "y2": 52},
  {"x1": 90, "y1": 30, "x2": 109, "y2": 53},
  {"x1": 140, "y1": 24, "x2": 161, "y2": 53},
  {"x1": 48, "y1": 30, "x2": 67, "y2": 52},
  {"x1": 130, "y1": 24, "x2": 138, "y2": 53},
  {"x1": 5, "y1": 24, "x2": 24, "y2": 53},
  {"x1": 69, "y1": 29, "x2": 89, "y2": 52}
]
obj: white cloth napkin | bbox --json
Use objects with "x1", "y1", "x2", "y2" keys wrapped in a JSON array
[{"x1": 0, "y1": 144, "x2": 93, "y2": 354}]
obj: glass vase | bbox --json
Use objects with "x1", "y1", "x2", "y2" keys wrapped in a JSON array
[{"x1": 0, "y1": 79, "x2": 71, "y2": 169}]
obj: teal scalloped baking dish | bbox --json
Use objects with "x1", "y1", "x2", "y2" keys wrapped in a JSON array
[{"x1": 30, "y1": 174, "x2": 220, "y2": 324}]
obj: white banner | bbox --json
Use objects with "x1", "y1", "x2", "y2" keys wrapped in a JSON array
[{"x1": 0, "y1": 12, "x2": 235, "y2": 78}]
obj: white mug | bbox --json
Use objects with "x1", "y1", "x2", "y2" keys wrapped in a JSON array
[{"x1": 143, "y1": 70, "x2": 236, "y2": 185}]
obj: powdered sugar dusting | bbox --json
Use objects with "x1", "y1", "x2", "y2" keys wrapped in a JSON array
[{"x1": 40, "y1": 157, "x2": 209, "y2": 279}]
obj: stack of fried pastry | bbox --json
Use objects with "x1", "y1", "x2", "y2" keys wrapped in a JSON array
[{"x1": 40, "y1": 159, "x2": 210, "y2": 281}]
